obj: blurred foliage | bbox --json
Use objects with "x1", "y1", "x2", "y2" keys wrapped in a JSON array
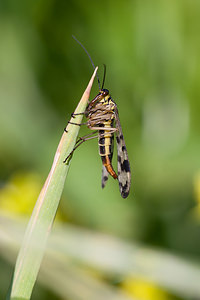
[{"x1": 0, "y1": 0, "x2": 200, "y2": 299}]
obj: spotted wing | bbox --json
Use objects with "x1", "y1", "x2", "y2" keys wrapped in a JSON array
[
  {"x1": 101, "y1": 165, "x2": 109, "y2": 188},
  {"x1": 114, "y1": 107, "x2": 131, "y2": 198},
  {"x1": 101, "y1": 135, "x2": 114, "y2": 189}
]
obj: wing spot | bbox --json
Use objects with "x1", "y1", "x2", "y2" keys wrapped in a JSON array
[
  {"x1": 122, "y1": 181, "x2": 128, "y2": 190},
  {"x1": 118, "y1": 155, "x2": 121, "y2": 163},
  {"x1": 121, "y1": 191, "x2": 129, "y2": 198},
  {"x1": 120, "y1": 181, "x2": 129, "y2": 198},
  {"x1": 121, "y1": 160, "x2": 130, "y2": 172}
]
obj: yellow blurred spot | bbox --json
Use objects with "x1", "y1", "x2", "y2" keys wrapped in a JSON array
[
  {"x1": 0, "y1": 172, "x2": 42, "y2": 215},
  {"x1": 122, "y1": 277, "x2": 170, "y2": 300}
]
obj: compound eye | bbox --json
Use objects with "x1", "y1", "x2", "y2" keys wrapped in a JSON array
[{"x1": 101, "y1": 89, "x2": 109, "y2": 96}]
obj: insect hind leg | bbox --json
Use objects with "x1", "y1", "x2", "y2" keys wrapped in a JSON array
[
  {"x1": 63, "y1": 129, "x2": 115, "y2": 163},
  {"x1": 75, "y1": 130, "x2": 98, "y2": 144},
  {"x1": 63, "y1": 131, "x2": 99, "y2": 163}
]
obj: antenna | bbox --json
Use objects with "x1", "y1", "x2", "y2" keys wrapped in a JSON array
[
  {"x1": 101, "y1": 64, "x2": 106, "y2": 89},
  {"x1": 72, "y1": 35, "x2": 101, "y2": 90}
]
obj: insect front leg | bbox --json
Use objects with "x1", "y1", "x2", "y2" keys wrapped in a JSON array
[
  {"x1": 64, "y1": 119, "x2": 86, "y2": 133},
  {"x1": 64, "y1": 111, "x2": 86, "y2": 133},
  {"x1": 64, "y1": 121, "x2": 86, "y2": 133}
]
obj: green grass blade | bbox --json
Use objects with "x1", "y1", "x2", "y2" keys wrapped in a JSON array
[{"x1": 9, "y1": 67, "x2": 98, "y2": 300}]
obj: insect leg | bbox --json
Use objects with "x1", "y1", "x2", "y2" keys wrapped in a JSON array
[
  {"x1": 63, "y1": 132, "x2": 99, "y2": 163},
  {"x1": 75, "y1": 130, "x2": 98, "y2": 144},
  {"x1": 63, "y1": 130, "x2": 114, "y2": 163},
  {"x1": 64, "y1": 120, "x2": 87, "y2": 132},
  {"x1": 88, "y1": 126, "x2": 117, "y2": 133},
  {"x1": 63, "y1": 140, "x2": 86, "y2": 163},
  {"x1": 71, "y1": 112, "x2": 85, "y2": 118},
  {"x1": 64, "y1": 112, "x2": 86, "y2": 132}
]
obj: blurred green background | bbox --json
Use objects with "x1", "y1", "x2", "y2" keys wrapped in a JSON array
[{"x1": 0, "y1": 1, "x2": 200, "y2": 299}]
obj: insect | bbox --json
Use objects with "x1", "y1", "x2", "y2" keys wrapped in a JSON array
[{"x1": 64, "y1": 36, "x2": 131, "y2": 198}]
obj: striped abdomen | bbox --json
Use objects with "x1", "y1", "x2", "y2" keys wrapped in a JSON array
[{"x1": 98, "y1": 120, "x2": 117, "y2": 179}]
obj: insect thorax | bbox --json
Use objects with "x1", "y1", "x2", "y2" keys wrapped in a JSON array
[
  {"x1": 100, "y1": 94, "x2": 115, "y2": 105},
  {"x1": 86, "y1": 93, "x2": 116, "y2": 129}
]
